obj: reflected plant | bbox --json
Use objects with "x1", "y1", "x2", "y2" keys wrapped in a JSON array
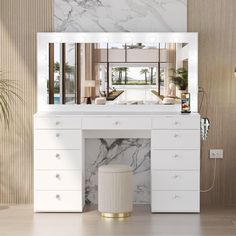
[
  {"x1": 170, "y1": 67, "x2": 188, "y2": 90},
  {"x1": 0, "y1": 71, "x2": 22, "y2": 128}
]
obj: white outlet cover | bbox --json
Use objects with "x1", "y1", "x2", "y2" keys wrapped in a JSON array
[{"x1": 210, "y1": 149, "x2": 223, "y2": 159}]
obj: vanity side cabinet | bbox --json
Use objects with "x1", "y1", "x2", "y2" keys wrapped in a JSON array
[
  {"x1": 151, "y1": 114, "x2": 200, "y2": 213},
  {"x1": 34, "y1": 115, "x2": 84, "y2": 212}
]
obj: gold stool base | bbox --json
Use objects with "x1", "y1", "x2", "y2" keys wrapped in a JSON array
[{"x1": 101, "y1": 212, "x2": 131, "y2": 218}]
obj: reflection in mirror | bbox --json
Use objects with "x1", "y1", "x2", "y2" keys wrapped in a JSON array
[{"x1": 47, "y1": 42, "x2": 189, "y2": 105}]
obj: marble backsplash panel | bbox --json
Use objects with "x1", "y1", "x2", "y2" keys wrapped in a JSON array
[
  {"x1": 54, "y1": 0, "x2": 187, "y2": 32},
  {"x1": 85, "y1": 139, "x2": 150, "y2": 204}
]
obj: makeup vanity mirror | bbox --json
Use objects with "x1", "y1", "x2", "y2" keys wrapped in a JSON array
[{"x1": 37, "y1": 33, "x2": 198, "y2": 112}]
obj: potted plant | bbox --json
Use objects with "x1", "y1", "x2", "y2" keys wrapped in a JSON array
[
  {"x1": 0, "y1": 71, "x2": 22, "y2": 127},
  {"x1": 170, "y1": 67, "x2": 188, "y2": 97}
]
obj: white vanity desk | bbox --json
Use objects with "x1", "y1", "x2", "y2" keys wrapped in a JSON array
[
  {"x1": 35, "y1": 32, "x2": 200, "y2": 213},
  {"x1": 34, "y1": 109, "x2": 200, "y2": 213}
]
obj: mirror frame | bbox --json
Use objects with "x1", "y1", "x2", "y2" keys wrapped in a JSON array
[{"x1": 37, "y1": 32, "x2": 198, "y2": 112}]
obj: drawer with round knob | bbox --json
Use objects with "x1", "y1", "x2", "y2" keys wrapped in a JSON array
[
  {"x1": 151, "y1": 130, "x2": 200, "y2": 150},
  {"x1": 151, "y1": 170, "x2": 199, "y2": 190},
  {"x1": 151, "y1": 150, "x2": 200, "y2": 170},
  {"x1": 82, "y1": 116, "x2": 151, "y2": 130},
  {"x1": 151, "y1": 190, "x2": 200, "y2": 212},
  {"x1": 34, "y1": 150, "x2": 81, "y2": 170},
  {"x1": 34, "y1": 170, "x2": 82, "y2": 190},
  {"x1": 34, "y1": 130, "x2": 81, "y2": 150},
  {"x1": 34, "y1": 117, "x2": 81, "y2": 129},
  {"x1": 34, "y1": 190, "x2": 83, "y2": 212},
  {"x1": 152, "y1": 115, "x2": 200, "y2": 130}
]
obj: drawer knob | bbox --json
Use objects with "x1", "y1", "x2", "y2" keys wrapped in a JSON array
[
  {"x1": 174, "y1": 134, "x2": 179, "y2": 138},
  {"x1": 55, "y1": 153, "x2": 61, "y2": 159},
  {"x1": 114, "y1": 121, "x2": 119, "y2": 125},
  {"x1": 56, "y1": 133, "x2": 60, "y2": 138},
  {"x1": 55, "y1": 174, "x2": 61, "y2": 180},
  {"x1": 173, "y1": 154, "x2": 179, "y2": 158},
  {"x1": 173, "y1": 195, "x2": 180, "y2": 199},
  {"x1": 174, "y1": 121, "x2": 180, "y2": 125},
  {"x1": 55, "y1": 121, "x2": 60, "y2": 125},
  {"x1": 173, "y1": 175, "x2": 181, "y2": 179},
  {"x1": 56, "y1": 194, "x2": 61, "y2": 200}
]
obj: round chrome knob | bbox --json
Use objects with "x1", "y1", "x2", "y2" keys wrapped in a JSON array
[
  {"x1": 55, "y1": 121, "x2": 60, "y2": 125},
  {"x1": 56, "y1": 133, "x2": 60, "y2": 138},
  {"x1": 56, "y1": 194, "x2": 61, "y2": 200},
  {"x1": 55, "y1": 174, "x2": 61, "y2": 179},
  {"x1": 114, "y1": 121, "x2": 119, "y2": 125},
  {"x1": 174, "y1": 121, "x2": 179, "y2": 125},
  {"x1": 173, "y1": 175, "x2": 180, "y2": 179},
  {"x1": 173, "y1": 154, "x2": 179, "y2": 158},
  {"x1": 55, "y1": 153, "x2": 60, "y2": 159},
  {"x1": 174, "y1": 134, "x2": 179, "y2": 138},
  {"x1": 173, "y1": 195, "x2": 180, "y2": 199}
]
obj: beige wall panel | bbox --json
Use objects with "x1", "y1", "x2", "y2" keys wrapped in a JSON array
[
  {"x1": 188, "y1": 0, "x2": 236, "y2": 206},
  {"x1": 0, "y1": 0, "x2": 53, "y2": 204}
]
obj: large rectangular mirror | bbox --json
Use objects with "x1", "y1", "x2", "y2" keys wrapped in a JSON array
[{"x1": 38, "y1": 33, "x2": 198, "y2": 111}]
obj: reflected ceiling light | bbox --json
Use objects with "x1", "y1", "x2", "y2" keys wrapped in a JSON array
[
  {"x1": 55, "y1": 37, "x2": 61, "y2": 42},
  {"x1": 103, "y1": 37, "x2": 108, "y2": 42},
  {"x1": 79, "y1": 37, "x2": 85, "y2": 42},
  {"x1": 150, "y1": 37, "x2": 155, "y2": 42},
  {"x1": 126, "y1": 37, "x2": 132, "y2": 43}
]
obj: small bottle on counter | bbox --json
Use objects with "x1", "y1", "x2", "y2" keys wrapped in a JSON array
[{"x1": 181, "y1": 93, "x2": 191, "y2": 113}]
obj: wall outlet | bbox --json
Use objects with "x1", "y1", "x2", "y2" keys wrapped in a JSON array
[{"x1": 210, "y1": 149, "x2": 223, "y2": 159}]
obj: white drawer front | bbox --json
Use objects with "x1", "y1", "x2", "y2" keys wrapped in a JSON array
[
  {"x1": 152, "y1": 170, "x2": 199, "y2": 190},
  {"x1": 34, "y1": 150, "x2": 81, "y2": 170},
  {"x1": 151, "y1": 191, "x2": 199, "y2": 212},
  {"x1": 152, "y1": 115, "x2": 200, "y2": 130},
  {"x1": 151, "y1": 150, "x2": 200, "y2": 170},
  {"x1": 34, "y1": 117, "x2": 81, "y2": 129},
  {"x1": 151, "y1": 130, "x2": 200, "y2": 150},
  {"x1": 35, "y1": 170, "x2": 81, "y2": 190},
  {"x1": 34, "y1": 191, "x2": 82, "y2": 212},
  {"x1": 82, "y1": 117, "x2": 151, "y2": 130},
  {"x1": 34, "y1": 130, "x2": 81, "y2": 150}
]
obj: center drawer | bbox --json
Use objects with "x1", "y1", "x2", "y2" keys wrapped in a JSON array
[
  {"x1": 35, "y1": 170, "x2": 82, "y2": 190},
  {"x1": 82, "y1": 116, "x2": 151, "y2": 130},
  {"x1": 151, "y1": 130, "x2": 200, "y2": 150},
  {"x1": 152, "y1": 170, "x2": 199, "y2": 190},
  {"x1": 34, "y1": 130, "x2": 81, "y2": 150}
]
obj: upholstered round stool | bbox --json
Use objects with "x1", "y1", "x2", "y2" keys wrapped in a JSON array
[{"x1": 98, "y1": 164, "x2": 133, "y2": 218}]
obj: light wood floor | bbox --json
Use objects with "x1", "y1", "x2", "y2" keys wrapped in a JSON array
[{"x1": 1, "y1": 205, "x2": 236, "y2": 236}]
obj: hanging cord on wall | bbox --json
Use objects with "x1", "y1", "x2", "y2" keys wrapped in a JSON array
[{"x1": 198, "y1": 86, "x2": 217, "y2": 193}]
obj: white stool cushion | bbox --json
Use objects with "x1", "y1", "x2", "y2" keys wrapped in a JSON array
[{"x1": 98, "y1": 164, "x2": 133, "y2": 214}]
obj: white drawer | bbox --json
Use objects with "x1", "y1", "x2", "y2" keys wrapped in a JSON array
[
  {"x1": 82, "y1": 116, "x2": 151, "y2": 130},
  {"x1": 151, "y1": 191, "x2": 199, "y2": 212},
  {"x1": 151, "y1": 130, "x2": 200, "y2": 150},
  {"x1": 152, "y1": 115, "x2": 200, "y2": 130},
  {"x1": 34, "y1": 117, "x2": 81, "y2": 129},
  {"x1": 152, "y1": 170, "x2": 199, "y2": 190},
  {"x1": 34, "y1": 150, "x2": 81, "y2": 170},
  {"x1": 151, "y1": 150, "x2": 200, "y2": 170},
  {"x1": 35, "y1": 170, "x2": 82, "y2": 190},
  {"x1": 34, "y1": 130, "x2": 81, "y2": 150},
  {"x1": 34, "y1": 190, "x2": 83, "y2": 212}
]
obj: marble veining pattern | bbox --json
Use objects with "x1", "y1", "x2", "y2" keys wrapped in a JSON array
[
  {"x1": 54, "y1": 0, "x2": 187, "y2": 32},
  {"x1": 85, "y1": 139, "x2": 150, "y2": 204}
]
